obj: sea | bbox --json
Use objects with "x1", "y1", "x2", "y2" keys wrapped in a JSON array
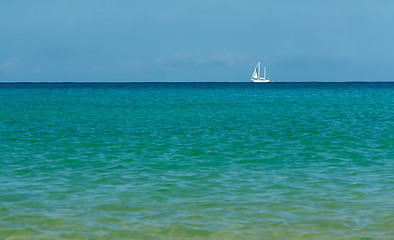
[{"x1": 0, "y1": 82, "x2": 393, "y2": 239}]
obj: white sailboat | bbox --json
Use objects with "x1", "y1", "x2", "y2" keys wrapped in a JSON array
[{"x1": 251, "y1": 62, "x2": 270, "y2": 82}]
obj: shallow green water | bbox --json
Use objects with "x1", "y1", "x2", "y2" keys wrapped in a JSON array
[{"x1": 0, "y1": 83, "x2": 393, "y2": 239}]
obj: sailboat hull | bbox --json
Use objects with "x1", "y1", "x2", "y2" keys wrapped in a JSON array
[{"x1": 252, "y1": 79, "x2": 270, "y2": 83}]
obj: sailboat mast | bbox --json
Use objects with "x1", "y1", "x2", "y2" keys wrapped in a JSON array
[
  {"x1": 264, "y1": 66, "x2": 266, "y2": 79},
  {"x1": 258, "y1": 62, "x2": 261, "y2": 78}
]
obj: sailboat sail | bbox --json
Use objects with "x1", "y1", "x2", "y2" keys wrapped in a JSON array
[{"x1": 251, "y1": 63, "x2": 259, "y2": 79}]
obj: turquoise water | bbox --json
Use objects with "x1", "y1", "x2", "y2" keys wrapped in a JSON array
[{"x1": 0, "y1": 82, "x2": 393, "y2": 239}]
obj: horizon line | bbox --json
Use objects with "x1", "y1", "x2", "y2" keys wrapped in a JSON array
[{"x1": 0, "y1": 81, "x2": 393, "y2": 84}]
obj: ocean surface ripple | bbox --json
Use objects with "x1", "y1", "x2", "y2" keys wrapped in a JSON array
[{"x1": 0, "y1": 82, "x2": 393, "y2": 239}]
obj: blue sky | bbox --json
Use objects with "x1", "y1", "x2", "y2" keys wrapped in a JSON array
[{"x1": 1, "y1": 0, "x2": 394, "y2": 82}]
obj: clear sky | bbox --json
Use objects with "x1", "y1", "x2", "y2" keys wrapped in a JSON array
[{"x1": 1, "y1": 0, "x2": 394, "y2": 82}]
